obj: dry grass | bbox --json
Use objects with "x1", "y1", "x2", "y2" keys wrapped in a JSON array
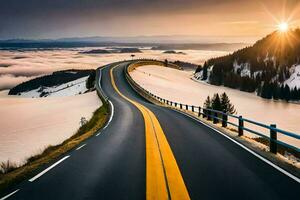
[
  {"x1": 0, "y1": 104, "x2": 109, "y2": 193},
  {"x1": 0, "y1": 161, "x2": 18, "y2": 174},
  {"x1": 252, "y1": 137, "x2": 300, "y2": 159}
]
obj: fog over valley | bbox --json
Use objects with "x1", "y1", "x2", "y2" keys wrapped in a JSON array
[{"x1": 0, "y1": 48, "x2": 229, "y2": 90}]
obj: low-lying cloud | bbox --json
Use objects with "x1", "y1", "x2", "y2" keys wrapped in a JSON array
[
  {"x1": 0, "y1": 48, "x2": 228, "y2": 91},
  {"x1": 0, "y1": 74, "x2": 32, "y2": 90}
]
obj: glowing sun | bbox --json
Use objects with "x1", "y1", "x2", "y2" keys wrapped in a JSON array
[{"x1": 278, "y1": 22, "x2": 289, "y2": 32}]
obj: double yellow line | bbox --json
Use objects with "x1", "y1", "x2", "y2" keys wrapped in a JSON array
[{"x1": 110, "y1": 65, "x2": 190, "y2": 200}]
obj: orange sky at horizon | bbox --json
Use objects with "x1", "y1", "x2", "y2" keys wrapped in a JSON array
[{"x1": 1, "y1": 0, "x2": 300, "y2": 42}]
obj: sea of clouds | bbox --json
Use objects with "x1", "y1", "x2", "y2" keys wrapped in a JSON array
[{"x1": 0, "y1": 48, "x2": 229, "y2": 90}]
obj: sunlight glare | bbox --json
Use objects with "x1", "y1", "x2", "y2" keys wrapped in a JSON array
[{"x1": 278, "y1": 22, "x2": 289, "y2": 32}]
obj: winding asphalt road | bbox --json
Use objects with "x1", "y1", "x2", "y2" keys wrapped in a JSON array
[{"x1": 1, "y1": 61, "x2": 299, "y2": 200}]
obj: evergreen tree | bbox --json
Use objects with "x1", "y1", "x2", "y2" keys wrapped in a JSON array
[
  {"x1": 202, "y1": 62, "x2": 208, "y2": 80},
  {"x1": 203, "y1": 96, "x2": 212, "y2": 109},
  {"x1": 220, "y1": 92, "x2": 236, "y2": 114},
  {"x1": 291, "y1": 87, "x2": 298, "y2": 100},
  {"x1": 272, "y1": 83, "x2": 280, "y2": 100},
  {"x1": 279, "y1": 85, "x2": 285, "y2": 99},
  {"x1": 260, "y1": 82, "x2": 272, "y2": 99},
  {"x1": 211, "y1": 93, "x2": 222, "y2": 111},
  {"x1": 86, "y1": 71, "x2": 96, "y2": 89},
  {"x1": 297, "y1": 88, "x2": 300, "y2": 99},
  {"x1": 164, "y1": 59, "x2": 168, "y2": 67},
  {"x1": 284, "y1": 85, "x2": 291, "y2": 101},
  {"x1": 203, "y1": 96, "x2": 212, "y2": 117},
  {"x1": 195, "y1": 65, "x2": 202, "y2": 73}
]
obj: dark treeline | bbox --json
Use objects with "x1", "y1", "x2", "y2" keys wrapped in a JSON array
[
  {"x1": 196, "y1": 29, "x2": 300, "y2": 101},
  {"x1": 171, "y1": 60, "x2": 198, "y2": 70},
  {"x1": 86, "y1": 71, "x2": 96, "y2": 89},
  {"x1": 9, "y1": 69, "x2": 94, "y2": 95}
]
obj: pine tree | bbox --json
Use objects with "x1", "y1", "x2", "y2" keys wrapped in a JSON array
[
  {"x1": 195, "y1": 65, "x2": 202, "y2": 73},
  {"x1": 211, "y1": 93, "x2": 222, "y2": 111},
  {"x1": 260, "y1": 82, "x2": 272, "y2": 99},
  {"x1": 297, "y1": 88, "x2": 300, "y2": 99},
  {"x1": 279, "y1": 84, "x2": 285, "y2": 99},
  {"x1": 202, "y1": 62, "x2": 208, "y2": 80},
  {"x1": 164, "y1": 59, "x2": 168, "y2": 67},
  {"x1": 220, "y1": 92, "x2": 236, "y2": 114},
  {"x1": 284, "y1": 85, "x2": 291, "y2": 101},
  {"x1": 272, "y1": 83, "x2": 280, "y2": 100},
  {"x1": 86, "y1": 71, "x2": 96, "y2": 89},
  {"x1": 291, "y1": 86, "x2": 298, "y2": 100},
  {"x1": 203, "y1": 96, "x2": 211, "y2": 109},
  {"x1": 203, "y1": 96, "x2": 212, "y2": 118}
]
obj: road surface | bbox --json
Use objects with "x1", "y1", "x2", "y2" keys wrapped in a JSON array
[{"x1": 1, "y1": 61, "x2": 299, "y2": 200}]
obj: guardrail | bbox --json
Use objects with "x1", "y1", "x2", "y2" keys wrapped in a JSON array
[
  {"x1": 126, "y1": 59, "x2": 181, "y2": 71},
  {"x1": 124, "y1": 61, "x2": 300, "y2": 156},
  {"x1": 95, "y1": 67, "x2": 109, "y2": 104}
]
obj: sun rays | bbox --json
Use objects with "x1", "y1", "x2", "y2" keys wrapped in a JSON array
[
  {"x1": 278, "y1": 22, "x2": 289, "y2": 32},
  {"x1": 258, "y1": 0, "x2": 300, "y2": 56}
]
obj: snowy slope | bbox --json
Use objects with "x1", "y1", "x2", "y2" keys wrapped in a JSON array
[
  {"x1": 19, "y1": 76, "x2": 89, "y2": 98},
  {"x1": 193, "y1": 66, "x2": 213, "y2": 82},
  {"x1": 233, "y1": 60, "x2": 251, "y2": 78},
  {"x1": 284, "y1": 65, "x2": 300, "y2": 89}
]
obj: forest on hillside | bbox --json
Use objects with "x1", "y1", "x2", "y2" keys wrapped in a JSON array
[
  {"x1": 195, "y1": 29, "x2": 300, "y2": 101},
  {"x1": 9, "y1": 69, "x2": 94, "y2": 95}
]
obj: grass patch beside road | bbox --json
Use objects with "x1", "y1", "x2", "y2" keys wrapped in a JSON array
[{"x1": 0, "y1": 104, "x2": 109, "y2": 193}]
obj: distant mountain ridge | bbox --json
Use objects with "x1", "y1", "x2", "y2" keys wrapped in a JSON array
[
  {"x1": 0, "y1": 35, "x2": 253, "y2": 44},
  {"x1": 0, "y1": 36, "x2": 250, "y2": 51},
  {"x1": 194, "y1": 29, "x2": 300, "y2": 101}
]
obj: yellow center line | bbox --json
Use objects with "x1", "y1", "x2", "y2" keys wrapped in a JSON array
[{"x1": 110, "y1": 64, "x2": 190, "y2": 200}]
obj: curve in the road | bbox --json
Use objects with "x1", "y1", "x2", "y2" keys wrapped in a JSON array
[
  {"x1": 110, "y1": 64, "x2": 190, "y2": 200},
  {"x1": 1, "y1": 60, "x2": 299, "y2": 200}
]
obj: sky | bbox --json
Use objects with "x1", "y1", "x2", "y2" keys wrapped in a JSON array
[{"x1": 1, "y1": 0, "x2": 300, "y2": 42}]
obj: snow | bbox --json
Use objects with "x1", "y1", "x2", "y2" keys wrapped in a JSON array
[
  {"x1": 284, "y1": 65, "x2": 300, "y2": 89},
  {"x1": 233, "y1": 60, "x2": 251, "y2": 78},
  {"x1": 193, "y1": 65, "x2": 213, "y2": 82},
  {"x1": 253, "y1": 71, "x2": 262, "y2": 78},
  {"x1": 19, "y1": 76, "x2": 89, "y2": 98},
  {"x1": 130, "y1": 65, "x2": 300, "y2": 148},
  {"x1": 0, "y1": 91, "x2": 101, "y2": 164},
  {"x1": 193, "y1": 71, "x2": 203, "y2": 80},
  {"x1": 0, "y1": 48, "x2": 230, "y2": 164}
]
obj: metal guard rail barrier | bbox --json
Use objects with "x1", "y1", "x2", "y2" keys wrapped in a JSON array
[
  {"x1": 124, "y1": 61, "x2": 300, "y2": 155},
  {"x1": 95, "y1": 67, "x2": 108, "y2": 103}
]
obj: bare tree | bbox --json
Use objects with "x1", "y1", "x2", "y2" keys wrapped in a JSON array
[{"x1": 80, "y1": 117, "x2": 88, "y2": 126}]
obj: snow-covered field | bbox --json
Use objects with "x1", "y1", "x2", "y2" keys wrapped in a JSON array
[
  {"x1": 0, "y1": 91, "x2": 101, "y2": 164},
  {"x1": 19, "y1": 76, "x2": 90, "y2": 98},
  {"x1": 0, "y1": 48, "x2": 229, "y2": 164},
  {"x1": 130, "y1": 65, "x2": 300, "y2": 148}
]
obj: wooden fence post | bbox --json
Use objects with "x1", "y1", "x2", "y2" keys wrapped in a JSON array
[
  {"x1": 238, "y1": 116, "x2": 243, "y2": 136},
  {"x1": 207, "y1": 110, "x2": 211, "y2": 120},
  {"x1": 213, "y1": 111, "x2": 218, "y2": 124},
  {"x1": 270, "y1": 124, "x2": 277, "y2": 154},
  {"x1": 222, "y1": 114, "x2": 228, "y2": 127}
]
